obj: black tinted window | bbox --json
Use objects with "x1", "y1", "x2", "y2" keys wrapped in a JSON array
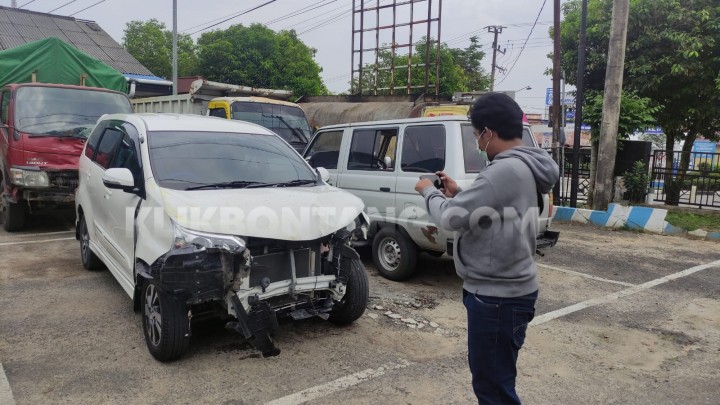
[
  {"x1": 306, "y1": 130, "x2": 343, "y2": 169},
  {"x1": 14, "y1": 86, "x2": 131, "y2": 137},
  {"x1": 110, "y1": 132, "x2": 141, "y2": 185},
  {"x1": 94, "y1": 128, "x2": 124, "y2": 169},
  {"x1": 401, "y1": 125, "x2": 446, "y2": 173},
  {"x1": 148, "y1": 131, "x2": 317, "y2": 190},
  {"x1": 1, "y1": 91, "x2": 9, "y2": 124},
  {"x1": 230, "y1": 101, "x2": 311, "y2": 145},
  {"x1": 462, "y1": 124, "x2": 486, "y2": 173},
  {"x1": 209, "y1": 108, "x2": 226, "y2": 118},
  {"x1": 347, "y1": 128, "x2": 397, "y2": 171},
  {"x1": 84, "y1": 124, "x2": 104, "y2": 160}
]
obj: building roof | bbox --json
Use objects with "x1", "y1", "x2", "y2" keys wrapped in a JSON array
[{"x1": 0, "y1": 5, "x2": 153, "y2": 77}]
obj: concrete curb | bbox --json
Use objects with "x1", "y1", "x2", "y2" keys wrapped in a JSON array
[{"x1": 551, "y1": 203, "x2": 720, "y2": 241}]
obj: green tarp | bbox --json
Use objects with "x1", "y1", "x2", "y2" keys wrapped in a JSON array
[{"x1": 0, "y1": 37, "x2": 128, "y2": 92}]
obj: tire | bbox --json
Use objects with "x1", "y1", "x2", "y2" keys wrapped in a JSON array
[
  {"x1": 142, "y1": 280, "x2": 190, "y2": 362},
  {"x1": 78, "y1": 215, "x2": 104, "y2": 271},
  {"x1": 372, "y1": 227, "x2": 418, "y2": 281},
  {"x1": 1, "y1": 192, "x2": 26, "y2": 232},
  {"x1": 329, "y1": 258, "x2": 369, "y2": 325}
]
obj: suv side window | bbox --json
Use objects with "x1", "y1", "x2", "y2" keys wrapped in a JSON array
[
  {"x1": 401, "y1": 125, "x2": 446, "y2": 173},
  {"x1": 522, "y1": 127, "x2": 536, "y2": 147},
  {"x1": 347, "y1": 128, "x2": 397, "y2": 171},
  {"x1": 305, "y1": 130, "x2": 343, "y2": 169},
  {"x1": 462, "y1": 124, "x2": 486, "y2": 173},
  {"x1": 110, "y1": 131, "x2": 142, "y2": 186},
  {"x1": 93, "y1": 128, "x2": 125, "y2": 170}
]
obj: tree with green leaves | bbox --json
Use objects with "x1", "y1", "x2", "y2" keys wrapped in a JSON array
[
  {"x1": 581, "y1": 90, "x2": 659, "y2": 206},
  {"x1": 197, "y1": 24, "x2": 327, "y2": 96},
  {"x1": 354, "y1": 37, "x2": 491, "y2": 96},
  {"x1": 123, "y1": 19, "x2": 199, "y2": 79},
  {"x1": 559, "y1": 0, "x2": 720, "y2": 205}
]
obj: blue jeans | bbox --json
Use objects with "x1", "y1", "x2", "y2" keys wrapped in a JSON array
[{"x1": 463, "y1": 289, "x2": 537, "y2": 404}]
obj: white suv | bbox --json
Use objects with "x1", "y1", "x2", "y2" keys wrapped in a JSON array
[
  {"x1": 303, "y1": 116, "x2": 558, "y2": 281},
  {"x1": 76, "y1": 114, "x2": 369, "y2": 361}
]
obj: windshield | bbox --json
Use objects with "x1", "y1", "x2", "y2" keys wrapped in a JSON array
[
  {"x1": 230, "y1": 101, "x2": 311, "y2": 144},
  {"x1": 14, "y1": 86, "x2": 132, "y2": 138},
  {"x1": 148, "y1": 131, "x2": 317, "y2": 191}
]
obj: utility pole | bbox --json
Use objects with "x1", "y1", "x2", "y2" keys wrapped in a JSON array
[
  {"x1": 485, "y1": 25, "x2": 506, "y2": 91},
  {"x1": 11, "y1": 0, "x2": 17, "y2": 8},
  {"x1": 552, "y1": 0, "x2": 562, "y2": 201},
  {"x1": 570, "y1": 0, "x2": 588, "y2": 208},
  {"x1": 172, "y1": 0, "x2": 178, "y2": 95},
  {"x1": 593, "y1": 0, "x2": 630, "y2": 211}
]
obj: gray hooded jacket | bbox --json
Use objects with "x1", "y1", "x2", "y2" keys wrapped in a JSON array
[{"x1": 421, "y1": 146, "x2": 559, "y2": 297}]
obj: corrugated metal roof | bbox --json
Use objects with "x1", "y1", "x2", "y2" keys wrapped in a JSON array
[{"x1": 0, "y1": 5, "x2": 154, "y2": 76}]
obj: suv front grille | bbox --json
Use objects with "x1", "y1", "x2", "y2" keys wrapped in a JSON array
[{"x1": 47, "y1": 170, "x2": 79, "y2": 189}]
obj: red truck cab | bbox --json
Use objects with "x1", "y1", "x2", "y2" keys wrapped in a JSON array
[{"x1": 0, "y1": 83, "x2": 132, "y2": 231}]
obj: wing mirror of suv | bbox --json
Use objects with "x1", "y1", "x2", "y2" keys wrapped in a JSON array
[
  {"x1": 102, "y1": 168, "x2": 136, "y2": 193},
  {"x1": 316, "y1": 167, "x2": 330, "y2": 183}
]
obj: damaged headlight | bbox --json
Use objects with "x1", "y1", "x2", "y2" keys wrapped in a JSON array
[
  {"x1": 10, "y1": 167, "x2": 49, "y2": 188},
  {"x1": 172, "y1": 222, "x2": 246, "y2": 253},
  {"x1": 346, "y1": 212, "x2": 370, "y2": 241}
]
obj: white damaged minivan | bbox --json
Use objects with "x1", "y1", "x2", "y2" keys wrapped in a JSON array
[{"x1": 75, "y1": 114, "x2": 369, "y2": 361}]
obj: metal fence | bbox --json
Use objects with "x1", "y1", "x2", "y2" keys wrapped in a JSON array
[
  {"x1": 547, "y1": 147, "x2": 592, "y2": 206},
  {"x1": 651, "y1": 150, "x2": 720, "y2": 208}
]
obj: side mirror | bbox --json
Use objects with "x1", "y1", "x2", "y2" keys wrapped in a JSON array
[
  {"x1": 316, "y1": 167, "x2": 330, "y2": 183},
  {"x1": 103, "y1": 168, "x2": 136, "y2": 193}
]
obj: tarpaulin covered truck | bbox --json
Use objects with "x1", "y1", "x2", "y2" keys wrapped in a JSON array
[{"x1": 0, "y1": 37, "x2": 132, "y2": 231}]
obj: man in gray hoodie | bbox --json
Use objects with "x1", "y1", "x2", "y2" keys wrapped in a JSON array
[{"x1": 414, "y1": 92, "x2": 559, "y2": 404}]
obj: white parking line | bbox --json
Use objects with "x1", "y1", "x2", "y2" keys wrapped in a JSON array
[
  {"x1": 532, "y1": 259, "x2": 720, "y2": 326},
  {"x1": 0, "y1": 362, "x2": 15, "y2": 405},
  {"x1": 265, "y1": 360, "x2": 412, "y2": 405},
  {"x1": 0, "y1": 237, "x2": 75, "y2": 247},
  {"x1": 537, "y1": 263, "x2": 636, "y2": 287},
  {"x1": 0, "y1": 230, "x2": 74, "y2": 238}
]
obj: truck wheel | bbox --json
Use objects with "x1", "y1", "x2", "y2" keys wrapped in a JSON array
[
  {"x1": 1, "y1": 196, "x2": 25, "y2": 232},
  {"x1": 142, "y1": 280, "x2": 190, "y2": 362},
  {"x1": 79, "y1": 215, "x2": 104, "y2": 271},
  {"x1": 329, "y1": 258, "x2": 369, "y2": 325},
  {"x1": 372, "y1": 227, "x2": 418, "y2": 281}
]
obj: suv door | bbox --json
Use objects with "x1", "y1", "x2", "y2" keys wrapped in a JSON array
[
  {"x1": 87, "y1": 122, "x2": 142, "y2": 282},
  {"x1": 304, "y1": 129, "x2": 344, "y2": 186},
  {"x1": 337, "y1": 127, "x2": 398, "y2": 221},
  {"x1": 395, "y1": 124, "x2": 448, "y2": 251}
]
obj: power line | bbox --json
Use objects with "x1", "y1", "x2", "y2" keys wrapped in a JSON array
[
  {"x1": 496, "y1": 0, "x2": 548, "y2": 86},
  {"x1": 265, "y1": 0, "x2": 336, "y2": 25},
  {"x1": 188, "y1": 0, "x2": 278, "y2": 36},
  {"x1": 181, "y1": 1, "x2": 266, "y2": 33},
  {"x1": 284, "y1": 2, "x2": 353, "y2": 33},
  {"x1": 292, "y1": 0, "x2": 378, "y2": 36},
  {"x1": 18, "y1": 0, "x2": 38, "y2": 8},
  {"x1": 49, "y1": 0, "x2": 80, "y2": 14},
  {"x1": 69, "y1": 0, "x2": 106, "y2": 16}
]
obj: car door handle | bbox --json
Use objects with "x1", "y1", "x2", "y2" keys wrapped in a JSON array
[{"x1": 379, "y1": 187, "x2": 391, "y2": 192}]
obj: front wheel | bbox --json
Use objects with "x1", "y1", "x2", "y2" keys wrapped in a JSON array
[
  {"x1": 142, "y1": 280, "x2": 190, "y2": 362},
  {"x1": 328, "y1": 258, "x2": 369, "y2": 325},
  {"x1": 79, "y1": 215, "x2": 104, "y2": 271},
  {"x1": 372, "y1": 227, "x2": 418, "y2": 281},
  {"x1": 1, "y1": 189, "x2": 25, "y2": 232}
]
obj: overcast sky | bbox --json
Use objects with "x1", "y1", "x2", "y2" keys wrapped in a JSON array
[{"x1": 9, "y1": 0, "x2": 567, "y2": 115}]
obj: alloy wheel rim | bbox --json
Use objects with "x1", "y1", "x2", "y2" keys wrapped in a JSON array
[{"x1": 144, "y1": 284, "x2": 162, "y2": 346}]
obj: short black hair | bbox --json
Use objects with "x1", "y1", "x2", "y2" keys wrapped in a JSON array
[{"x1": 469, "y1": 92, "x2": 524, "y2": 140}]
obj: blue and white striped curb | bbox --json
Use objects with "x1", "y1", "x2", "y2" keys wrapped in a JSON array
[{"x1": 551, "y1": 204, "x2": 720, "y2": 240}]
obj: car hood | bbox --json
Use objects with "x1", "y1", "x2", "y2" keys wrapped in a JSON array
[{"x1": 158, "y1": 184, "x2": 365, "y2": 241}]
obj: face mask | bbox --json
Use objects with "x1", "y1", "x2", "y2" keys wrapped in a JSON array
[{"x1": 477, "y1": 129, "x2": 492, "y2": 163}]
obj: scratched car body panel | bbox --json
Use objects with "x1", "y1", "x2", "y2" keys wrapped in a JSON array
[
  {"x1": 75, "y1": 113, "x2": 369, "y2": 361},
  {"x1": 303, "y1": 116, "x2": 558, "y2": 281}
]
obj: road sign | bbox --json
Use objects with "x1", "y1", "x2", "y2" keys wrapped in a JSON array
[{"x1": 545, "y1": 87, "x2": 574, "y2": 106}]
